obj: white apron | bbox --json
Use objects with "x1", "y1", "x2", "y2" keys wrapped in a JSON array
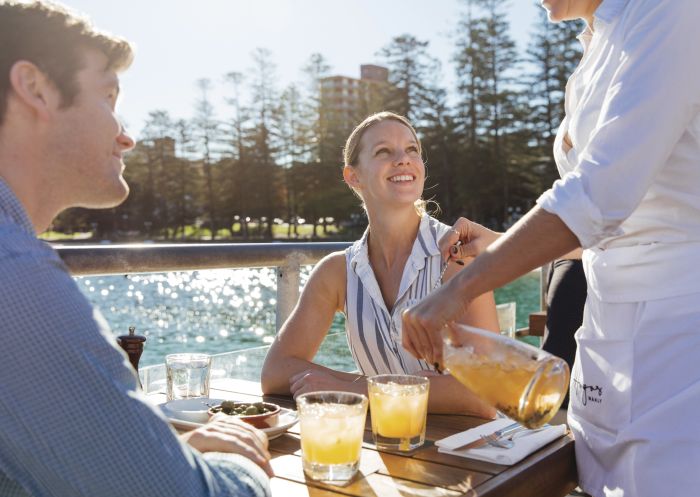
[{"x1": 568, "y1": 246, "x2": 700, "y2": 497}]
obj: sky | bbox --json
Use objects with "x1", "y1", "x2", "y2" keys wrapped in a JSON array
[{"x1": 60, "y1": 0, "x2": 543, "y2": 139}]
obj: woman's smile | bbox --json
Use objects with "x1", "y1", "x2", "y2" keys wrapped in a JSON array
[{"x1": 388, "y1": 174, "x2": 416, "y2": 183}]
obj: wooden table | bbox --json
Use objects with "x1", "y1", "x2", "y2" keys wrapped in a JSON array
[{"x1": 154, "y1": 378, "x2": 578, "y2": 497}]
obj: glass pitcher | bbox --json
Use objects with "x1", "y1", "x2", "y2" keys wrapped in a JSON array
[{"x1": 442, "y1": 322, "x2": 570, "y2": 428}]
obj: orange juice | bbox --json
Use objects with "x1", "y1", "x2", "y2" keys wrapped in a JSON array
[
  {"x1": 296, "y1": 392, "x2": 368, "y2": 482},
  {"x1": 369, "y1": 388, "x2": 428, "y2": 438},
  {"x1": 367, "y1": 375, "x2": 430, "y2": 451},
  {"x1": 299, "y1": 407, "x2": 365, "y2": 465},
  {"x1": 444, "y1": 344, "x2": 569, "y2": 428}
]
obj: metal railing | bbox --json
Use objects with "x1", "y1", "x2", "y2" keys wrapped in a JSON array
[{"x1": 55, "y1": 242, "x2": 351, "y2": 331}]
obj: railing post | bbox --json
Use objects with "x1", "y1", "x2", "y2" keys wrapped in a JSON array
[{"x1": 276, "y1": 255, "x2": 302, "y2": 332}]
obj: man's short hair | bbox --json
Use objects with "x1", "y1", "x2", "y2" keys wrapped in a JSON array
[{"x1": 0, "y1": 1, "x2": 134, "y2": 125}]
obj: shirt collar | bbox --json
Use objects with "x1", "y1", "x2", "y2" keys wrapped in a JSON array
[
  {"x1": 0, "y1": 177, "x2": 35, "y2": 235},
  {"x1": 349, "y1": 214, "x2": 440, "y2": 273},
  {"x1": 577, "y1": 26, "x2": 594, "y2": 51}
]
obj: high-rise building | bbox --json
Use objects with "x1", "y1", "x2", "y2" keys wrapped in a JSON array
[{"x1": 320, "y1": 64, "x2": 392, "y2": 134}]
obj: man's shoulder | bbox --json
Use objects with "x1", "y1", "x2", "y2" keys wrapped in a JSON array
[
  {"x1": 0, "y1": 220, "x2": 64, "y2": 270},
  {"x1": 0, "y1": 222, "x2": 75, "y2": 307}
]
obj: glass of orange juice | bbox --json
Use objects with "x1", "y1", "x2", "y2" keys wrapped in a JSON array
[
  {"x1": 296, "y1": 391, "x2": 368, "y2": 483},
  {"x1": 442, "y1": 322, "x2": 570, "y2": 428},
  {"x1": 367, "y1": 374, "x2": 429, "y2": 451}
]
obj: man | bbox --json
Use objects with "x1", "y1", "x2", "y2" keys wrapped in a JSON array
[
  {"x1": 0, "y1": 2, "x2": 271, "y2": 496},
  {"x1": 402, "y1": 0, "x2": 700, "y2": 496}
]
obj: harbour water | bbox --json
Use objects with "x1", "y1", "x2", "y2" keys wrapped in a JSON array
[{"x1": 77, "y1": 267, "x2": 540, "y2": 371}]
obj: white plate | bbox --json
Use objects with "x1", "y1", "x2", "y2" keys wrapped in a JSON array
[
  {"x1": 161, "y1": 398, "x2": 220, "y2": 424},
  {"x1": 162, "y1": 401, "x2": 298, "y2": 440}
]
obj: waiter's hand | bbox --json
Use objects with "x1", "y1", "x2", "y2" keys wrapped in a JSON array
[
  {"x1": 401, "y1": 280, "x2": 471, "y2": 366},
  {"x1": 440, "y1": 217, "x2": 501, "y2": 262}
]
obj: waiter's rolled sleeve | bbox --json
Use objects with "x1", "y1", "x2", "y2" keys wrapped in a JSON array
[{"x1": 537, "y1": 172, "x2": 622, "y2": 249}]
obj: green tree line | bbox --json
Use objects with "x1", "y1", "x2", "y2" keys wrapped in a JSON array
[{"x1": 51, "y1": 1, "x2": 583, "y2": 241}]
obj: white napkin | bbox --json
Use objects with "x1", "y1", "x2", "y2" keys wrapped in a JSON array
[{"x1": 435, "y1": 418, "x2": 567, "y2": 465}]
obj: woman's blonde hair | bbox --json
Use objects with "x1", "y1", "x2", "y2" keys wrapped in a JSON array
[{"x1": 343, "y1": 111, "x2": 431, "y2": 215}]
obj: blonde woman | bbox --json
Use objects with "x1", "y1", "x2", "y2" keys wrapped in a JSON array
[{"x1": 261, "y1": 112, "x2": 497, "y2": 416}]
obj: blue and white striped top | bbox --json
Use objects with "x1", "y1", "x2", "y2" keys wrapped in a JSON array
[{"x1": 344, "y1": 215, "x2": 451, "y2": 375}]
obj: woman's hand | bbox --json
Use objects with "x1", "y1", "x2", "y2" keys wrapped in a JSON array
[
  {"x1": 440, "y1": 218, "x2": 501, "y2": 261},
  {"x1": 289, "y1": 369, "x2": 366, "y2": 398},
  {"x1": 179, "y1": 414, "x2": 274, "y2": 477}
]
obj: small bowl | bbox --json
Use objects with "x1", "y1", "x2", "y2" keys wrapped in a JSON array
[{"x1": 208, "y1": 401, "x2": 281, "y2": 428}]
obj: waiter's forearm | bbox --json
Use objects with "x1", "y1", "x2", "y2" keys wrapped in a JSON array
[{"x1": 446, "y1": 207, "x2": 580, "y2": 301}]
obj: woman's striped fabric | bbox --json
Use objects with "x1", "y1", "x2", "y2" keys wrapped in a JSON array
[{"x1": 344, "y1": 215, "x2": 451, "y2": 375}]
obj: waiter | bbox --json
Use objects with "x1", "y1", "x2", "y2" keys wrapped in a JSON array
[{"x1": 402, "y1": 0, "x2": 700, "y2": 496}]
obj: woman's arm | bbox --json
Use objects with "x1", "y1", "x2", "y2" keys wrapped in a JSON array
[{"x1": 260, "y1": 252, "x2": 347, "y2": 395}]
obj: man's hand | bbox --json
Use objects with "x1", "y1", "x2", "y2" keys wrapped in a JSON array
[
  {"x1": 289, "y1": 369, "x2": 366, "y2": 398},
  {"x1": 440, "y1": 218, "x2": 501, "y2": 262},
  {"x1": 180, "y1": 414, "x2": 274, "y2": 477},
  {"x1": 401, "y1": 278, "x2": 472, "y2": 366}
]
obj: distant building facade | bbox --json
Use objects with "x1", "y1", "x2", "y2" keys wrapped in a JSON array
[{"x1": 320, "y1": 64, "x2": 393, "y2": 134}]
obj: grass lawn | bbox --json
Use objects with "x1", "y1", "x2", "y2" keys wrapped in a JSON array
[
  {"x1": 41, "y1": 223, "x2": 343, "y2": 242},
  {"x1": 39, "y1": 231, "x2": 93, "y2": 241}
]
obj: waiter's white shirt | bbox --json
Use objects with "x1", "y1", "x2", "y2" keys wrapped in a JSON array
[
  {"x1": 537, "y1": 0, "x2": 700, "y2": 302},
  {"x1": 536, "y1": 0, "x2": 700, "y2": 496}
]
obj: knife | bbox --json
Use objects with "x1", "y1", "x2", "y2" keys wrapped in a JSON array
[{"x1": 452, "y1": 422, "x2": 523, "y2": 451}]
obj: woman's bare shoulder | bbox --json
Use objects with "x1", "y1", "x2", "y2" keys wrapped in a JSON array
[
  {"x1": 305, "y1": 250, "x2": 348, "y2": 311},
  {"x1": 314, "y1": 250, "x2": 347, "y2": 277}
]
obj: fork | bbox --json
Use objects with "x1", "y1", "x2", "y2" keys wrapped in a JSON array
[
  {"x1": 482, "y1": 425, "x2": 546, "y2": 449},
  {"x1": 453, "y1": 421, "x2": 521, "y2": 450},
  {"x1": 480, "y1": 425, "x2": 528, "y2": 449}
]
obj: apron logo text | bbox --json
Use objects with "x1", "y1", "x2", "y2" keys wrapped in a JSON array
[{"x1": 572, "y1": 379, "x2": 603, "y2": 406}]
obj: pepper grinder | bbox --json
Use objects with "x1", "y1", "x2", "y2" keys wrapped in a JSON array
[{"x1": 117, "y1": 326, "x2": 146, "y2": 388}]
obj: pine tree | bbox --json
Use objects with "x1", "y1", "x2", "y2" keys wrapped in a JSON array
[
  {"x1": 453, "y1": 0, "x2": 521, "y2": 227},
  {"x1": 377, "y1": 34, "x2": 441, "y2": 125},
  {"x1": 301, "y1": 53, "x2": 332, "y2": 164},
  {"x1": 300, "y1": 53, "x2": 357, "y2": 236},
  {"x1": 192, "y1": 78, "x2": 222, "y2": 238},
  {"x1": 247, "y1": 48, "x2": 284, "y2": 239},
  {"x1": 419, "y1": 76, "x2": 462, "y2": 220},
  {"x1": 525, "y1": 5, "x2": 583, "y2": 190},
  {"x1": 221, "y1": 71, "x2": 250, "y2": 237}
]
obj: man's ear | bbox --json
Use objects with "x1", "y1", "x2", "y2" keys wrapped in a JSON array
[
  {"x1": 8, "y1": 61, "x2": 60, "y2": 121},
  {"x1": 343, "y1": 165, "x2": 361, "y2": 190}
]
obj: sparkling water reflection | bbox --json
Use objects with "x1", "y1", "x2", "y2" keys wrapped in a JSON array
[{"x1": 77, "y1": 268, "x2": 539, "y2": 371}]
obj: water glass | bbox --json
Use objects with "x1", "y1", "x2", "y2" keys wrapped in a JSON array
[
  {"x1": 165, "y1": 353, "x2": 211, "y2": 400},
  {"x1": 442, "y1": 323, "x2": 569, "y2": 428},
  {"x1": 367, "y1": 374, "x2": 429, "y2": 451},
  {"x1": 296, "y1": 391, "x2": 368, "y2": 483},
  {"x1": 496, "y1": 301, "x2": 517, "y2": 338}
]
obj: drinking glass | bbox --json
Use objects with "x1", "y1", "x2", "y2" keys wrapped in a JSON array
[
  {"x1": 367, "y1": 374, "x2": 429, "y2": 451},
  {"x1": 165, "y1": 353, "x2": 211, "y2": 400},
  {"x1": 496, "y1": 301, "x2": 517, "y2": 338},
  {"x1": 296, "y1": 391, "x2": 368, "y2": 483},
  {"x1": 442, "y1": 323, "x2": 569, "y2": 428}
]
